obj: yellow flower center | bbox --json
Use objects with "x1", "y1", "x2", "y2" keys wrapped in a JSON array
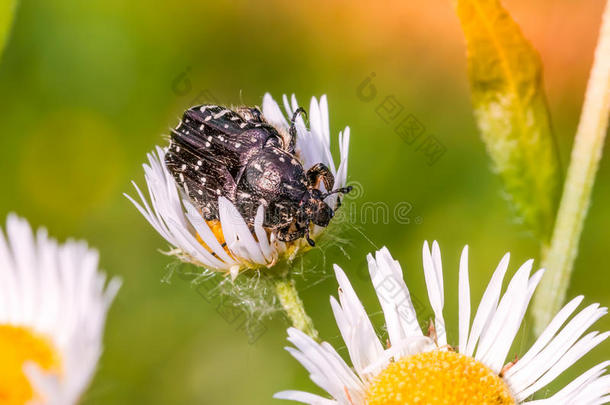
[
  {"x1": 366, "y1": 350, "x2": 515, "y2": 405},
  {"x1": 0, "y1": 325, "x2": 61, "y2": 404}
]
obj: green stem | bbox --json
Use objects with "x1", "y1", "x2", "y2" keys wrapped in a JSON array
[
  {"x1": 532, "y1": 0, "x2": 610, "y2": 335},
  {"x1": 275, "y1": 279, "x2": 319, "y2": 341}
]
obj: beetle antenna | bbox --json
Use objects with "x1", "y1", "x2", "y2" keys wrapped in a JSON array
[
  {"x1": 288, "y1": 107, "x2": 307, "y2": 152},
  {"x1": 322, "y1": 185, "x2": 353, "y2": 198}
]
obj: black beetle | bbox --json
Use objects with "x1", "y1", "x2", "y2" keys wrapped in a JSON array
[{"x1": 165, "y1": 104, "x2": 351, "y2": 246}]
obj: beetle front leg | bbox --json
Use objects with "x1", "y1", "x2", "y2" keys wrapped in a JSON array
[
  {"x1": 306, "y1": 163, "x2": 335, "y2": 191},
  {"x1": 276, "y1": 223, "x2": 306, "y2": 243}
]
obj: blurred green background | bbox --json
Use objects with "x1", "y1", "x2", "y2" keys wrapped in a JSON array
[{"x1": 1, "y1": 0, "x2": 609, "y2": 403}]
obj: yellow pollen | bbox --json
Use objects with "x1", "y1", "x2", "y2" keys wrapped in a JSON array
[
  {"x1": 196, "y1": 219, "x2": 233, "y2": 257},
  {"x1": 194, "y1": 216, "x2": 312, "y2": 268},
  {"x1": 0, "y1": 325, "x2": 61, "y2": 405},
  {"x1": 196, "y1": 219, "x2": 299, "y2": 255},
  {"x1": 366, "y1": 350, "x2": 515, "y2": 405},
  {"x1": 205, "y1": 219, "x2": 226, "y2": 245}
]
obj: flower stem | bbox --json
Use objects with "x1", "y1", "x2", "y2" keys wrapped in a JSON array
[
  {"x1": 275, "y1": 279, "x2": 319, "y2": 341},
  {"x1": 532, "y1": 0, "x2": 610, "y2": 335}
]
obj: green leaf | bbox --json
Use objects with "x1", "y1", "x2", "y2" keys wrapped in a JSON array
[
  {"x1": 0, "y1": 0, "x2": 19, "y2": 61},
  {"x1": 456, "y1": 0, "x2": 561, "y2": 240}
]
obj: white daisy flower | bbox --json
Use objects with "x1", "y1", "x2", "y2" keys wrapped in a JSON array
[
  {"x1": 126, "y1": 93, "x2": 350, "y2": 278},
  {"x1": 0, "y1": 214, "x2": 121, "y2": 405},
  {"x1": 275, "y1": 243, "x2": 610, "y2": 404}
]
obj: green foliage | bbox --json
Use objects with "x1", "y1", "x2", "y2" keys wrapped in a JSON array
[
  {"x1": 0, "y1": 0, "x2": 18, "y2": 61},
  {"x1": 456, "y1": 0, "x2": 561, "y2": 240}
]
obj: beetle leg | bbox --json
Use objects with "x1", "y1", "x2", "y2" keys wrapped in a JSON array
[
  {"x1": 303, "y1": 226, "x2": 315, "y2": 246},
  {"x1": 276, "y1": 223, "x2": 306, "y2": 243},
  {"x1": 288, "y1": 107, "x2": 307, "y2": 153},
  {"x1": 296, "y1": 215, "x2": 316, "y2": 246},
  {"x1": 306, "y1": 163, "x2": 335, "y2": 191}
]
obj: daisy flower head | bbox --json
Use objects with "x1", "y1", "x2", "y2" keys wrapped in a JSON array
[
  {"x1": 126, "y1": 93, "x2": 350, "y2": 278},
  {"x1": 0, "y1": 214, "x2": 121, "y2": 405},
  {"x1": 276, "y1": 242, "x2": 610, "y2": 404}
]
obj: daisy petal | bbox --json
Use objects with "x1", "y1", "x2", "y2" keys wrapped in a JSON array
[
  {"x1": 458, "y1": 245, "x2": 471, "y2": 354},
  {"x1": 465, "y1": 252, "x2": 510, "y2": 356},
  {"x1": 332, "y1": 265, "x2": 384, "y2": 376},
  {"x1": 273, "y1": 390, "x2": 338, "y2": 404}
]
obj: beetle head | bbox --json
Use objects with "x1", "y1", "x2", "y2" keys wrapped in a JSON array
[
  {"x1": 297, "y1": 186, "x2": 352, "y2": 246},
  {"x1": 302, "y1": 188, "x2": 334, "y2": 227}
]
